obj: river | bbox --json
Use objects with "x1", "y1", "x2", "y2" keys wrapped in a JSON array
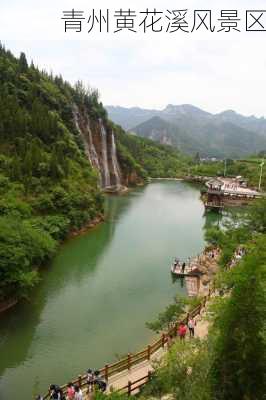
[{"x1": 0, "y1": 181, "x2": 214, "y2": 400}]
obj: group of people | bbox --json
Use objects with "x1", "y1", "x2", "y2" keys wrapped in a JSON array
[
  {"x1": 179, "y1": 318, "x2": 196, "y2": 339},
  {"x1": 48, "y1": 384, "x2": 83, "y2": 400},
  {"x1": 85, "y1": 369, "x2": 107, "y2": 393},
  {"x1": 36, "y1": 370, "x2": 107, "y2": 400},
  {"x1": 172, "y1": 258, "x2": 187, "y2": 274},
  {"x1": 172, "y1": 248, "x2": 220, "y2": 275},
  {"x1": 167, "y1": 317, "x2": 196, "y2": 348},
  {"x1": 223, "y1": 182, "x2": 239, "y2": 191},
  {"x1": 205, "y1": 247, "x2": 220, "y2": 260}
]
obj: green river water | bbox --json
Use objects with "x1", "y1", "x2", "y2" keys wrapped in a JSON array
[{"x1": 0, "y1": 181, "x2": 216, "y2": 400}]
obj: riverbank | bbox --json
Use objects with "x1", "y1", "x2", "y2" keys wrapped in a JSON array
[
  {"x1": 68, "y1": 214, "x2": 105, "y2": 238},
  {"x1": 0, "y1": 213, "x2": 105, "y2": 316},
  {"x1": 0, "y1": 181, "x2": 208, "y2": 400}
]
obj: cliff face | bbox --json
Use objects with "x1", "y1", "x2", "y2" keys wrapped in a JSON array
[{"x1": 73, "y1": 105, "x2": 124, "y2": 191}]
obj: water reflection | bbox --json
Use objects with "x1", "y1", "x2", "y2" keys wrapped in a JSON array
[{"x1": 0, "y1": 182, "x2": 207, "y2": 400}]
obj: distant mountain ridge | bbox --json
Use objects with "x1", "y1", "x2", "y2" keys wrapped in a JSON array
[{"x1": 106, "y1": 104, "x2": 266, "y2": 158}]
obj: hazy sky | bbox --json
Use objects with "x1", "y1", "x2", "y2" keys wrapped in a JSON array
[{"x1": 1, "y1": 0, "x2": 266, "y2": 116}]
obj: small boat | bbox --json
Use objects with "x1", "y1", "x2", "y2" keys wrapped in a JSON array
[{"x1": 171, "y1": 263, "x2": 203, "y2": 277}]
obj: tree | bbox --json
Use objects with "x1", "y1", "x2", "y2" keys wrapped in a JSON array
[
  {"x1": 247, "y1": 197, "x2": 266, "y2": 233},
  {"x1": 211, "y1": 237, "x2": 266, "y2": 400},
  {"x1": 146, "y1": 295, "x2": 186, "y2": 332},
  {"x1": 18, "y1": 52, "x2": 28, "y2": 73}
]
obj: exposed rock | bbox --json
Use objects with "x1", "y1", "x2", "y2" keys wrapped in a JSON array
[{"x1": 73, "y1": 105, "x2": 127, "y2": 192}]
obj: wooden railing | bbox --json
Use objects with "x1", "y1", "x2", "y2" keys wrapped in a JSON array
[
  {"x1": 116, "y1": 371, "x2": 153, "y2": 395},
  {"x1": 43, "y1": 286, "x2": 214, "y2": 399}
]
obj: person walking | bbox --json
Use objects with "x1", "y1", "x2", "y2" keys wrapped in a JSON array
[
  {"x1": 178, "y1": 322, "x2": 187, "y2": 341},
  {"x1": 181, "y1": 262, "x2": 186, "y2": 274},
  {"x1": 86, "y1": 369, "x2": 94, "y2": 393},
  {"x1": 67, "y1": 383, "x2": 75, "y2": 400},
  {"x1": 188, "y1": 317, "x2": 195, "y2": 338},
  {"x1": 74, "y1": 385, "x2": 83, "y2": 400}
]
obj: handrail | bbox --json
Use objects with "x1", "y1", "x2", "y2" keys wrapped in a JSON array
[
  {"x1": 116, "y1": 372, "x2": 152, "y2": 395},
  {"x1": 43, "y1": 286, "x2": 215, "y2": 399}
]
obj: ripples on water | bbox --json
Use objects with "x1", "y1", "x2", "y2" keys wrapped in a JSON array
[{"x1": 0, "y1": 181, "x2": 215, "y2": 400}]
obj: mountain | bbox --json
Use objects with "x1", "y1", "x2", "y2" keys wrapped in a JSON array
[
  {"x1": 106, "y1": 105, "x2": 266, "y2": 158},
  {"x1": 106, "y1": 106, "x2": 161, "y2": 130},
  {"x1": 215, "y1": 110, "x2": 266, "y2": 136},
  {"x1": 0, "y1": 44, "x2": 188, "y2": 305}
]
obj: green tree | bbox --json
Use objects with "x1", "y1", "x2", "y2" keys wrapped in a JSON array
[
  {"x1": 211, "y1": 237, "x2": 266, "y2": 400},
  {"x1": 146, "y1": 295, "x2": 186, "y2": 332},
  {"x1": 18, "y1": 52, "x2": 28, "y2": 73}
]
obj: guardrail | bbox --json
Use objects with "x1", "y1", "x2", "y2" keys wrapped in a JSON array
[
  {"x1": 116, "y1": 371, "x2": 152, "y2": 396},
  {"x1": 43, "y1": 287, "x2": 214, "y2": 399}
]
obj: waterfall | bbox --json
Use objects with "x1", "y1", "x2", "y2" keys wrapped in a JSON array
[
  {"x1": 85, "y1": 121, "x2": 101, "y2": 171},
  {"x1": 73, "y1": 106, "x2": 122, "y2": 191},
  {"x1": 73, "y1": 105, "x2": 102, "y2": 186},
  {"x1": 111, "y1": 131, "x2": 121, "y2": 187},
  {"x1": 99, "y1": 120, "x2": 111, "y2": 187}
]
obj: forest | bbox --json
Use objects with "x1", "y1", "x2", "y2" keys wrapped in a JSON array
[{"x1": 0, "y1": 44, "x2": 189, "y2": 304}]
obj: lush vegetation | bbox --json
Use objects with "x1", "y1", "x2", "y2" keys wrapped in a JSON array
[
  {"x1": 115, "y1": 125, "x2": 190, "y2": 178},
  {"x1": 0, "y1": 44, "x2": 106, "y2": 302},
  {"x1": 0, "y1": 44, "x2": 193, "y2": 304},
  {"x1": 139, "y1": 198, "x2": 266, "y2": 400}
]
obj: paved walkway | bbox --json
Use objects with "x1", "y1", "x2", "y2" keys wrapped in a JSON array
[{"x1": 83, "y1": 303, "x2": 212, "y2": 398}]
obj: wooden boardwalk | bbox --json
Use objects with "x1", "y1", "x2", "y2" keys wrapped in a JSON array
[
  {"x1": 43, "y1": 289, "x2": 214, "y2": 399},
  {"x1": 82, "y1": 304, "x2": 211, "y2": 398}
]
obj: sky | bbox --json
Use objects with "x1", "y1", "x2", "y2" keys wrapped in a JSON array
[{"x1": 1, "y1": 0, "x2": 266, "y2": 117}]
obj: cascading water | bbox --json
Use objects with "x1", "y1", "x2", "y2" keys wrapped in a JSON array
[
  {"x1": 73, "y1": 105, "x2": 123, "y2": 191},
  {"x1": 85, "y1": 121, "x2": 101, "y2": 171},
  {"x1": 99, "y1": 119, "x2": 111, "y2": 188},
  {"x1": 111, "y1": 131, "x2": 121, "y2": 187}
]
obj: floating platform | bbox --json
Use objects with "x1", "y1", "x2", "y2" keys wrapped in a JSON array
[{"x1": 171, "y1": 264, "x2": 203, "y2": 277}]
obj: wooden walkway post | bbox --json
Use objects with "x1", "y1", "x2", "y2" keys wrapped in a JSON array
[
  {"x1": 161, "y1": 333, "x2": 165, "y2": 348},
  {"x1": 78, "y1": 375, "x2": 82, "y2": 388},
  {"x1": 127, "y1": 353, "x2": 131, "y2": 370},
  {"x1": 147, "y1": 344, "x2": 151, "y2": 360},
  {"x1": 148, "y1": 370, "x2": 152, "y2": 382},
  {"x1": 127, "y1": 381, "x2": 132, "y2": 396},
  {"x1": 104, "y1": 364, "x2": 109, "y2": 382}
]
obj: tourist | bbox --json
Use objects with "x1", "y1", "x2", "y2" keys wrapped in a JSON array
[
  {"x1": 36, "y1": 396, "x2": 44, "y2": 400},
  {"x1": 67, "y1": 383, "x2": 75, "y2": 399},
  {"x1": 49, "y1": 385, "x2": 59, "y2": 399},
  {"x1": 86, "y1": 369, "x2": 94, "y2": 393},
  {"x1": 181, "y1": 262, "x2": 186, "y2": 273},
  {"x1": 178, "y1": 322, "x2": 187, "y2": 341},
  {"x1": 94, "y1": 371, "x2": 107, "y2": 392},
  {"x1": 74, "y1": 385, "x2": 83, "y2": 400},
  {"x1": 49, "y1": 384, "x2": 65, "y2": 400},
  {"x1": 167, "y1": 333, "x2": 173, "y2": 349},
  {"x1": 188, "y1": 317, "x2": 195, "y2": 338}
]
